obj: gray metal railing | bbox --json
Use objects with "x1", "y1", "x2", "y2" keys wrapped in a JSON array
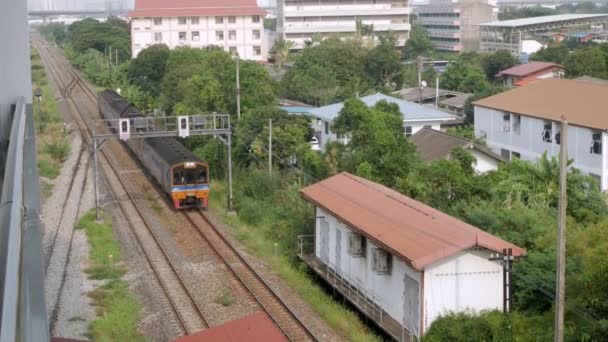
[{"x1": 0, "y1": 97, "x2": 49, "y2": 342}]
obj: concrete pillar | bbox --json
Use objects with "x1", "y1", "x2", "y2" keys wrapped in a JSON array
[{"x1": 0, "y1": 0, "x2": 32, "y2": 142}]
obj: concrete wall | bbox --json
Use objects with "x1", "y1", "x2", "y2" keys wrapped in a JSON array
[
  {"x1": 423, "y1": 249, "x2": 503, "y2": 334},
  {"x1": 131, "y1": 15, "x2": 266, "y2": 60},
  {"x1": 475, "y1": 106, "x2": 606, "y2": 189},
  {"x1": 470, "y1": 149, "x2": 500, "y2": 173},
  {"x1": 459, "y1": 0, "x2": 495, "y2": 51}
]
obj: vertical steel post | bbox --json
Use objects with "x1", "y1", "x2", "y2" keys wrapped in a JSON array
[
  {"x1": 227, "y1": 133, "x2": 234, "y2": 211},
  {"x1": 269, "y1": 119, "x2": 272, "y2": 175},
  {"x1": 236, "y1": 53, "x2": 241, "y2": 121},
  {"x1": 554, "y1": 119, "x2": 568, "y2": 342},
  {"x1": 93, "y1": 139, "x2": 100, "y2": 221},
  {"x1": 435, "y1": 77, "x2": 439, "y2": 108}
]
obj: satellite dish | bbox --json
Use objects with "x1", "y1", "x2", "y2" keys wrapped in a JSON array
[{"x1": 421, "y1": 81, "x2": 428, "y2": 88}]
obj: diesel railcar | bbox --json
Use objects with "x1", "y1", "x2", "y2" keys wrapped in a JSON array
[{"x1": 98, "y1": 90, "x2": 209, "y2": 209}]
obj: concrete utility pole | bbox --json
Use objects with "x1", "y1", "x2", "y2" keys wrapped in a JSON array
[
  {"x1": 417, "y1": 56, "x2": 423, "y2": 103},
  {"x1": 268, "y1": 119, "x2": 272, "y2": 175},
  {"x1": 236, "y1": 52, "x2": 241, "y2": 121},
  {"x1": 554, "y1": 118, "x2": 568, "y2": 342},
  {"x1": 435, "y1": 76, "x2": 439, "y2": 108}
]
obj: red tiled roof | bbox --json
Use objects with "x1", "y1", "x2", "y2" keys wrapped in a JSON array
[
  {"x1": 300, "y1": 173, "x2": 524, "y2": 271},
  {"x1": 129, "y1": 0, "x2": 266, "y2": 18},
  {"x1": 497, "y1": 61, "x2": 564, "y2": 78},
  {"x1": 172, "y1": 311, "x2": 287, "y2": 342}
]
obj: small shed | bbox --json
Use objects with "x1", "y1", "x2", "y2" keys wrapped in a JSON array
[{"x1": 298, "y1": 173, "x2": 524, "y2": 340}]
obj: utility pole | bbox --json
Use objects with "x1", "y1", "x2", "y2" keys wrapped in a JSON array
[
  {"x1": 236, "y1": 52, "x2": 241, "y2": 121},
  {"x1": 115, "y1": 49, "x2": 118, "y2": 66},
  {"x1": 435, "y1": 76, "x2": 439, "y2": 108},
  {"x1": 268, "y1": 119, "x2": 272, "y2": 175},
  {"x1": 417, "y1": 56, "x2": 423, "y2": 104},
  {"x1": 490, "y1": 248, "x2": 514, "y2": 313},
  {"x1": 554, "y1": 118, "x2": 568, "y2": 342}
]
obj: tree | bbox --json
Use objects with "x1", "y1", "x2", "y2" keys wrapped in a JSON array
[
  {"x1": 269, "y1": 39, "x2": 295, "y2": 68},
  {"x1": 66, "y1": 18, "x2": 131, "y2": 61},
  {"x1": 440, "y1": 59, "x2": 491, "y2": 93},
  {"x1": 128, "y1": 44, "x2": 171, "y2": 95},
  {"x1": 530, "y1": 43, "x2": 569, "y2": 64},
  {"x1": 284, "y1": 64, "x2": 339, "y2": 106},
  {"x1": 481, "y1": 50, "x2": 520, "y2": 81},
  {"x1": 404, "y1": 24, "x2": 433, "y2": 60},
  {"x1": 564, "y1": 47, "x2": 607, "y2": 79},
  {"x1": 365, "y1": 33, "x2": 403, "y2": 89}
]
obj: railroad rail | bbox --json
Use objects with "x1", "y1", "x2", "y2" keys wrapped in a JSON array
[
  {"x1": 34, "y1": 35, "x2": 318, "y2": 341},
  {"x1": 34, "y1": 36, "x2": 210, "y2": 336}
]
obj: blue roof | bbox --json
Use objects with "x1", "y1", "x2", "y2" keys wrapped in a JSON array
[
  {"x1": 572, "y1": 32, "x2": 594, "y2": 38},
  {"x1": 280, "y1": 106, "x2": 314, "y2": 114},
  {"x1": 306, "y1": 93, "x2": 458, "y2": 122}
]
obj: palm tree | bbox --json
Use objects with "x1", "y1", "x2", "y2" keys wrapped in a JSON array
[{"x1": 269, "y1": 39, "x2": 295, "y2": 69}]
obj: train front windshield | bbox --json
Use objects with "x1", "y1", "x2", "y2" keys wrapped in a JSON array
[{"x1": 173, "y1": 163, "x2": 208, "y2": 186}]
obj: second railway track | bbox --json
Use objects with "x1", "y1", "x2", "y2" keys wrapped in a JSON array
[{"x1": 34, "y1": 35, "x2": 318, "y2": 341}]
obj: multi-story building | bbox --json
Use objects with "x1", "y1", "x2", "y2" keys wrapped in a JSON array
[
  {"x1": 277, "y1": 0, "x2": 411, "y2": 49},
  {"x1": 128, "y1": 0, "x2": 267, "y2": 61},
  {"x1": 415, "y1": 0, "x2": 496, "y2": 52},
  {"x1": 474, "y1": 78, "x2": 608, "y2": 190}
]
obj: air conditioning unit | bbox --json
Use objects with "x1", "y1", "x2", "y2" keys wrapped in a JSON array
[
  {"x1": 348, "y1": 233, "x2": 365, "y2": 257},
  {"x1": 372, "y1": 248, "x2": 392, "y2": 275}
]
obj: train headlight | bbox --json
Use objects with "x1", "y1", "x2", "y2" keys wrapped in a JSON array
[{"x1": 184, "y1": 162, "x2": 197, "y2": 169}]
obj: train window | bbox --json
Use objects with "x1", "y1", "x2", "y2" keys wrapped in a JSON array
[
  {"x1": 174, "y1": 172, "x2": 185, "y2": 185},
  {"x1": 198, "y1": 169, "x2": 207, "y2": 183},
  {"x1": 121, "y1": 121, "x2": 128, "y2": 132},
  {"x1": 181, "y1": 118, "x2": 187, "y2": 130},
  {"x1": 185, "y1": 171, "x2": 195, "y2": 184}
]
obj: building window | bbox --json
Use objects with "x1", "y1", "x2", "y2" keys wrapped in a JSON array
[
  {"x1": 253, "y1": 46, "x2": 261, "y2": 55},
  {"x1": 153, "y1": 17, "x2": 162, "y2": 25},
  {"x1": 252, "y1": 29, "x2": 261, "y2": 40},
  {"x1": 191, "y1": 17, "x2": 199, "y2": 25},
  {"x1": 229, "y1": 30, "x2": 236, "y2": 40},
  {"x1": 252, "y1": 15, "x2": 260, "y2": 23},
  {"x1": 324, "y1": 122, "x2": 329, "y2": 135},
  {"x1": 228, "y1": 16, "x2": 236, "y2": 24},
  {"x1": 423, "y1": 125, "x2": 432, "y2": 129},
  {"x1": 503, "y1": 114, "x2": 511, "y2": 133},
  {"x1": 513, "y1": 114, "x2": 521, "y2": 135},
  {"x1": 179, "y1": 32, "x2": 187, "y2": 43},
  {"x1": 372, "y1": 248, "x2": 392, "y2": 275},
  {"x1": 192, "y1": 31, "x2": 200, "y2": 41},
  {"x1": 215, "y1": 16, "x2": 223, "y2": 24},
  {"x1": 347, "y1": 232, "x2": 365, "y2": 257},
  {"x1": 591, "y1": 132, "x2": 602, "y2": 154},
  {"x1": 501, "y1": 148, "x2": 511, "y2": 160},
  {"x1": 229, "y1": 46, "x2": 237, "y2": 54},
  {"x1": 512, "y1": 151, "x2": 521, "y2": 159},
  {"x1": 154, "y1": 32, "x2": 162, "y2": 42},
  {"x1": 178, "y1": 17, "x2": 187, "y2": 25},
  {"x1": 405, "y1": 126, "x2": 412, "y2": 137},
  {"x1": 216, "y1": 31, "x2": 224, "y2": 40},
  {"x1": 542, "y1": 122, "x2": 552, "y2": 143}
]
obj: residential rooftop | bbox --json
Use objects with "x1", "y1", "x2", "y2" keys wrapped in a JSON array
[
  {"x1": 129, "y1": 0, "x2": 266, "y2": 18},
  {"x1": 307, "y1": 93, "x2": 458, "y2": 123},
  {"x1": 497, "y1": 61, "x2": 563, "y2": 78},
  {"x1": 473, "y1": 78, "x2": 608, "y2": 130},
  {"x1": 411, "y1": 128, "x2": 508, "y2": 163},
  {"x1": 300, "y1": 173, "x2": 524, "y2": 271}
]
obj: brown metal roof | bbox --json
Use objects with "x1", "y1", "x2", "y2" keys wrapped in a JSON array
[
  {"x1": 172, "y1": 311, "x2": 286, "y2": 342},
  {"x1": 129, "y1": 0, "x2": 266, "y2": 18},
  {"x1": 473, "y1": 78, "x2": 608, "y2": 130},
  {"x1": 300, "y1": 173, "x2": 524, "y2": 271},
  {"x1": 411, "y1": 128, "x2": 508, "y2": 163},
  {"x1": 496, "y1": 61, "x2": 563, "y2": 77}
]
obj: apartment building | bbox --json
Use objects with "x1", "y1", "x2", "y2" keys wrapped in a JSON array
[
  {"x1": 474, "y1": 78, "x2": 608, "y2": 190},
  {"x1": 277, "y1": 0, "x2": 411, "y2": 49},
  {"x1": 128, "y1": 0, "x2": 267, "y2": 61},
  {"x1": 415, "y1": 0, "x2": 496, "y2": 51}
]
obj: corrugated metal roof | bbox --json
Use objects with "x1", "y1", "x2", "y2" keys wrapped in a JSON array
[
  {"x1": 479, "y1": 14, "x2": 608, "y2": 28},
  {"x1": 300, "y1": 173, "x2": 524, "y2": 271},
  {"x1": 172, "y1": 311, "x2": 286, "y2": 342},
  {"x1": 497, "y1": 61, "x2": 563, "y2": 77},
  {"x1": 473, "y1": 78, "x2": 608, "y2": 130},
  {"x1": 307, "y1": 93, "x2": 458, "y2": 123},
  {"x1": 129, "y1": 0, "x2": 266, "y2": 18},
  {"x1": 411, "y1": 128, "x2": 508, "y2": 163}
]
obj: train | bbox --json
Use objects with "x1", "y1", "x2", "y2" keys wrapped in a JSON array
[{"x1": 97, "y1": 89, "x2": 209, "y2": 209}]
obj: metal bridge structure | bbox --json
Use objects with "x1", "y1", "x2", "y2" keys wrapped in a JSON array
[
  {"x1": 28, "y1": 9, "x2": 128, "y2": 20},
  {"x1": 0, "y1": 0, "x2": 49, "y2": 341}
]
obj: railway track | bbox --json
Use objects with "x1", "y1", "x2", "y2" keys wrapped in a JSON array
[
  {"x1": 35, "y1": 36, "x2": 209, "y2": 336},
  {"x1": 35, "y1": 35, "x2": 318, "y2": 341}
]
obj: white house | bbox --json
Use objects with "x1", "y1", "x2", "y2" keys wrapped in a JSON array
[
  {"x1": 277, "y1": 0, "x2": 412, "y2": 49},
  {"x1": 128, "y1": 0, "x2": 267, "y2": 61},
  {"x1": 297, "y1": 93, "x2": 458, "y2": 150},
  {"x1": 473, "y1": 78, "x2": 608, "y2": 190},
  {"x1": 411, "y1": 128, "x2": 508, "y2": 173},
  {"x1": 298, "y1": 173, "x2": 524, "y2": 340}
]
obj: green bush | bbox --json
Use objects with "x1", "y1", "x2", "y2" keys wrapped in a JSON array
[
  {"x1": 38, "y1": 159, "x2": 60, "y2": 179},
  {"x1": 44, "y1": 138, "x2": 70, "y2": 162},
  {"x1": 238, "y1": 167, "x2": 281, "y2": 198},
  {"x1": 237, "y1": 197, "x2": 266, "y2": 225}
]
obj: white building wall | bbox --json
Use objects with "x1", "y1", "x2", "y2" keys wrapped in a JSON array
[
  {"x1": 470, "y1": 149, "x2": 499, "y2": 173},
  {"x1": 131, "y1": 15, "x2": 266, "y2": 61},
  {"x1": 423, "y1": 249, "x2": 503, "y2": 334},
  {"x1": 475, "y1": 106, "x2": 606, "y2": 189}
]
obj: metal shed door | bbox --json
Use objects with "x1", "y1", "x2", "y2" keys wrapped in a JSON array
[
  {"x1": 335, "y1": 229, "x2": 341, "y2": 273},
  {"x1": 403, "y1": 273, "x2": 420, "y2": 338},
  {"x1": 320, "y1": 219, "x2": 329, "y2": 263}
]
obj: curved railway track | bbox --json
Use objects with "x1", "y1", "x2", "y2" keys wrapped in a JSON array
[
  {"x1": 35, "y1": 35, "x2": 318, "y2": 341},
  {"x1": 35, "y1": 36, "x2": 209, "y2": 336}
]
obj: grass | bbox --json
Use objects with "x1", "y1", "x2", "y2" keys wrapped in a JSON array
[
  {"x1": 209, "y1": 180, "x2": 381, "y2": 342},
  {"x1": 76, "y1": 210, "x2": 144, "y2": 341},
  {"x1": 214, "y1": 288, "x2": 235, "y2": 307},
  {"x1": 38, "y1": 159, "x2": 60, "y2": 179}
]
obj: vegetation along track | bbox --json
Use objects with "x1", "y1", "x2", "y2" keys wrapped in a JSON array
[
  {"x1": 34, "y1": 36, "x2": 210, "y2": 336},
  {"x1": 35, "y1": 36, "x2": 318, "y2": 341}
]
